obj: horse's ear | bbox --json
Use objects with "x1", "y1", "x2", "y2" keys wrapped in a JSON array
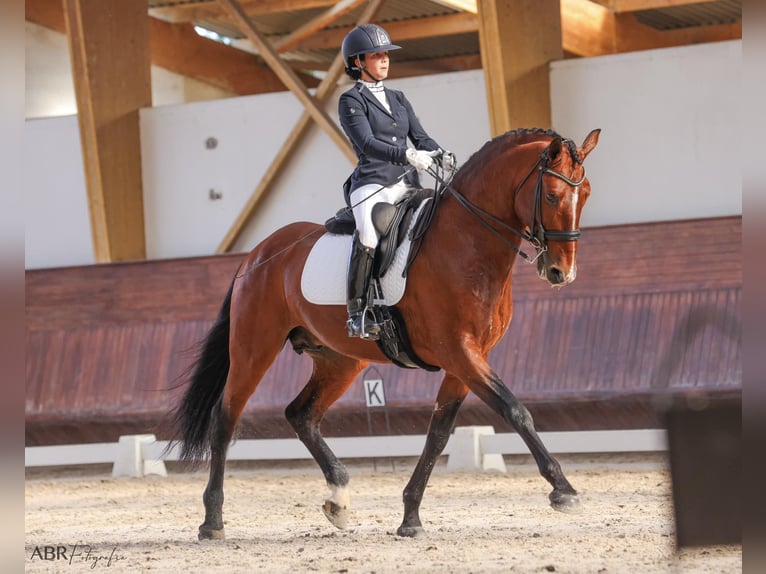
[
  {"x1": 548, "y1": 137, "x2": 564, "y2": 162},
  {"x1": 579, "y1": 129, "x2": 601, "y2": 161}
]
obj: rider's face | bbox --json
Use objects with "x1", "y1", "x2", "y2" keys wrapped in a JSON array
[{"x1": 357, "y1": 51, "x2": 389, "y2": 81}]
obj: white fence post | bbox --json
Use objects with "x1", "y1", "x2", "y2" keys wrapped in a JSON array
[
  {"x1": 112, "y1": 434, "x2": 167, "y2": 478},
  {"x1": 446, "y1": 426, "x2": 507, "y2": 472}
]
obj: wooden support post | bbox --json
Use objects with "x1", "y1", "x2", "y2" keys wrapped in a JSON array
[
  {"x1": 477, "y1": 0, "x2": 562, "y2": 136},
  {"x1": 216, "y1": 0, "x2": 384, "y2": 253},
  {"x1": 63, "y1": 0, "x2": 151, "y2": 262}
]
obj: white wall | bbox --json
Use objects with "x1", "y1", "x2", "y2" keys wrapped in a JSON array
[
  {"x1": 139, "y1": 92, "x2": 341, "y2": 259},
  {"x1": 25, "y1": 22, "x2": 78, "y2": 118},
  {"x1": 550, "y1": 40, "x2": 742, "y2": 228},
  {"x1": 24, "y1": 40, "x2": 741, "y2": 269},
  {"x1": 24, "y1": 116, "x2": 93, "y2": 268}
]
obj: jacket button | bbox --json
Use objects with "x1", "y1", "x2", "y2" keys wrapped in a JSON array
[
  {"x1": 392, "y1": 122, "x2": 397, "y2": 127},
  {"x1": 392, "y1": 136, "x2": 397, "y2": 142}
]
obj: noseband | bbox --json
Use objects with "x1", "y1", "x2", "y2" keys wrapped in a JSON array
[{"x1": 446, "y1": 141, "x2": 586, "y2": 263}]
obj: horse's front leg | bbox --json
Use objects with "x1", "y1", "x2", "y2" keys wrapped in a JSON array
[
  {"x1": 398, "y1": 375, "x2": 469, "y2": 537},
  {"x1": 469, "y1": 368, "x2": 579, "y2": 511},
  {"x1": 285, "y1": 349, "x2": 364, "y2": 530}
]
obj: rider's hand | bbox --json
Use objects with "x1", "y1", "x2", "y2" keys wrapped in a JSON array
[{"x1": 406, "y1": 148, "x2": 434, "y2": 172}]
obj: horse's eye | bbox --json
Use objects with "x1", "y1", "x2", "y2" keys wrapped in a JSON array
[{"x1": 545, "y1": 192, "x2": 557, "y2": 204}]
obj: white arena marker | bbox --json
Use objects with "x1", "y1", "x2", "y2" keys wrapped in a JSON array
[
  {"x1": 112, "y1": 434, "x2": 167, "y2": 478},
  {"x1": 364, "y1": 378, "x2": 386, "y2": 407},
  {"x1": 447, "y1": 426, "x2": 507, "y2": 473}
]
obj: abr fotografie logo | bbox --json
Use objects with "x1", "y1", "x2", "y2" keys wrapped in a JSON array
[{"x1": 29, "y1": 544, "x2": 127, "y2": 568}]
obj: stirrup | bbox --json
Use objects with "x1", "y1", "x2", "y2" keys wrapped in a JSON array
[{"x1": 346, "y1": 310, "x2": 381, "y2": 340}]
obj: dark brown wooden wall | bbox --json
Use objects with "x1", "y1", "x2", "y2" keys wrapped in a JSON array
[{"x1": 26, "y1": 217, "x2": 742, "y2": 446}]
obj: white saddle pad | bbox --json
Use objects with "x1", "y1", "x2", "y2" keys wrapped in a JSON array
[{"x1": 301, "y1": 201, "x2": 429, "y2": 306}]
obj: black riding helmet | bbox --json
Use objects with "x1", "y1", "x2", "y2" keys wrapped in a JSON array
[{"x1": 342, "y1": 24, "x2": 401, "y2": 80}]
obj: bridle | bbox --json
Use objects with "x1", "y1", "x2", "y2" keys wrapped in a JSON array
[{"x1": 442, "y1": 141, "x2": 586, "y2": 263}]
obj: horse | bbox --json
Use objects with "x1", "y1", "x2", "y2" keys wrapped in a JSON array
[{"x1": 170, "y1": 127, "x2": 601, "y2": 540}]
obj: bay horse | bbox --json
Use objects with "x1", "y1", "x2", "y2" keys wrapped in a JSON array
[{"x1": 171, "y1": 127, "x2": 601, "y2": 539}]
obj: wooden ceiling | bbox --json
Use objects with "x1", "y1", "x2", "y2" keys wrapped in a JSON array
[{"x1": 28, "y1": 0, "x2": 742, "y2": 98}]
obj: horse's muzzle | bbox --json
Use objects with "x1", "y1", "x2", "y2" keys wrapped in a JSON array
[
  {"x1": 548, "y1": 267, "x2": 567, "y2": 285},
  {"x1": 538, "y1": 256, "x2": 576, "y2": 286}
]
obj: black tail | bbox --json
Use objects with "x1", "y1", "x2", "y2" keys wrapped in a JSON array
[{"x1": 170, "y1": 280, "x2": 234, "y2": 465}]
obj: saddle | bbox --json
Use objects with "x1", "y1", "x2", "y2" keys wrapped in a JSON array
[
  {"x1": 324, "y1": 187, "x2": 436, "y2": 278},
  {"x1": 324, "y1": 188, "x2": 440, "y2": 372}
]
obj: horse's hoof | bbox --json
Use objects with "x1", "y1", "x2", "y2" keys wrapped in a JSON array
[
  {"x1": 322, "y1": 500, "x2": 350, "y2": 529},
  {"x1": 396, "y1": 524, "x2": 426, "y2": 538},
  {"x1": 550, "y1": 490, "x2": 581, "y2": 513},
  {"x1": 198, "y1": 526, "x2": 225, "y2": 540}
]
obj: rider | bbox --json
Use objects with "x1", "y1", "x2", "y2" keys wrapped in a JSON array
[{"x1": 338, "y1": 23, "x2": 452, "y2": 339}]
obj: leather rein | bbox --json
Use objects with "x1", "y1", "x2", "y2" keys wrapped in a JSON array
[{"x1": 440, "y1": 142, "x2": 586, "y2": 263}]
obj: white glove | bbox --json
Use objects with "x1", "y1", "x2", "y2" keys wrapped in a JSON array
[{"x1": 406, "y1": 148, "x2": 434, "y2": 172}]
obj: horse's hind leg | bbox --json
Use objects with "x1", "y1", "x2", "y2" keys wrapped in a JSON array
[
  {"x1": 398, "y1": 374, "x2": 469, "y2": 538},
  {"x1": 284, "y1": 342, "x2": 365, "y2": 530},
  {"x1": 199, "y1": 336, "x2": 286, "y2": 540},
  {"x1": 198, "y1": 400, "x2": 230, "y2": 540}
]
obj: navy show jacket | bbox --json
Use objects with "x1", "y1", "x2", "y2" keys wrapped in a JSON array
[{"x1": 338, "y1": 82, "x2": 441, "y2": 199}]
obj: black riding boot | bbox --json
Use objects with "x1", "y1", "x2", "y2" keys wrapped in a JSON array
[{"x1": 346, "y1": 232, "x2": 380, "y2": 339}]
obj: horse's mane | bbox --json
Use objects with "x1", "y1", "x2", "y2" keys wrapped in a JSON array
[{"x1": 455, "y1": 127, "x2": 581, "y2": 184}]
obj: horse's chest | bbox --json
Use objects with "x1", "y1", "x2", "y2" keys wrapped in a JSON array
[
  {"x1": 486, "y1": 299, "x2": 512, "y2": 340},
  {"x1": 483, "y1": 283, "x2": 514, "y2": 346}
]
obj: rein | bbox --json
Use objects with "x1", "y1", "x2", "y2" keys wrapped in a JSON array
[{"x1": 433, "y1": 142, "x2": 586, "y2": 263}]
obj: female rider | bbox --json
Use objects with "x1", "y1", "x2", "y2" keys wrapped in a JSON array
[{"x1": 338, "y1": 23, "x2": 453, "y2": 339}]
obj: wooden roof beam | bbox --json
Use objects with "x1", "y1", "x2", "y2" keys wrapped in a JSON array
[
  {"x1": 561, "y1": 0, "x2": 618, "y2": 56},
  {"x1": 562, "y1": 0, "x2": 741, "y2": 57},
  {"x1": 613, "y1": 13, "x2": 742, "y2": 52},
  {"x1": 281, "y1": 54, "x2": 486, "y2": 76},
  {"x1": 277, "y1": 5, "x2": 739, "y2": 57},
  {"x1": 589, "y1": 0, "x2": 718, "y2": 13},
  {"x1": 273, "y1": 0, "x2": 367, "y2": 53},
  {"x1": 25, "y1": 0, "x2": 67, "y2": 31},
  {"x1": 274, "y1": 12, "x2": 479, "y2": 52},
  {"x1": 428, "y1": 0, "x2": 479, "y2": 13},
  {"x1": 392, "y1": 54, "x2": 484, "y2": 77},
  {"x1": 150, "y1": 19, "x2": 315, "y2": 95},
  {"x1": 150, "y1": 0, "x2": 339, "y2": 24}
]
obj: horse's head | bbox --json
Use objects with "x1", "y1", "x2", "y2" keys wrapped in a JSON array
[{"x1": 517, "y1": 129, "x2": 600, "y2": 286}]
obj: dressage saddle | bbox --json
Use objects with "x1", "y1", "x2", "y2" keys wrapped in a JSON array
[{"x1": 324, "y1": 187, "x2": 436, "y2": 278}]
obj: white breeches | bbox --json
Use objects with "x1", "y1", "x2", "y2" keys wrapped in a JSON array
[{"x1": 349, "y1": 180, "x2": 413, "y2": 249}]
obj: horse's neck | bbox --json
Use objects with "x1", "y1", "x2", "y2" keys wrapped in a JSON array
[
  {"x1": 458, "y1": 142, "x2": 538, "y2": 222},
  {"x1": 430, "y1": 179, "x2": 522, "y2": 284}
]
